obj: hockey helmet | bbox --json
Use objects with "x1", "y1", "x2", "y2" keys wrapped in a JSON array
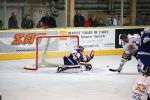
[
  {"x1": 143, "y1": 28, "x2": 150, "y2": 33},
  {"x1": 79, "y1": 46, "x2": 84, "y2": 52},
  {"x1": 120, "y1": 34, "x2": 128, "y2": 40}
]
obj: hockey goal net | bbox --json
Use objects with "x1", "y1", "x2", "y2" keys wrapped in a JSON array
[{"x1": 24, "y1": 35, "x2": 79, "y2": 70}]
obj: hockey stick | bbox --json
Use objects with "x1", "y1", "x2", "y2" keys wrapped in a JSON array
[
  {"x1": 109, "y1": 68, "x2": 118, "y2": 72},
  {"x1": 106, "y1": 66, "x2": 119, "y2": 72}
]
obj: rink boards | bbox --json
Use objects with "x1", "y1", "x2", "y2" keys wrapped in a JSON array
[{"x1": 0, "y1": 26, "x2": 148, "y2": 60}]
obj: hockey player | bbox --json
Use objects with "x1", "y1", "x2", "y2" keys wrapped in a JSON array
[
  {"x1": 132, "y1": 67, "x2": 150, "y2": 100},
  {"x1": 138, "y1": 28, "x2": 150, "y2": 71},
  {"x1": 57, "y1": 46, "x2": 94, "y2": 73},
  {"x1": 132, "y1": 28, "x2": 150, "y2": 100},
  {"x1": 109, "y1": 34, "x2": 143, "y2": 73}
]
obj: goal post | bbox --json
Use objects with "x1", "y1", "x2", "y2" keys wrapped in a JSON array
[{"x1": 24, "y1": 35, "x2": 80, "y2": 71}]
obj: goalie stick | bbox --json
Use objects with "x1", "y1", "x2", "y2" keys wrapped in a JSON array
[
  {"x1": 80, "y1": 62, "x2": 92, "y2": 71},
  {"x1": 56, "y1": 65, "x2": 81, "y2": 73},
  {"x1": 57, "y1": 62, "x2": 93, "y2": 73}
]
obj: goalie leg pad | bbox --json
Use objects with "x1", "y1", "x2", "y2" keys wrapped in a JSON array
[
  {"x1": 63, "y1": 56, "x2": 78, "y2": 65},
  {"x1": 57, "y1": 65, "x2": 81, "y2": 73}
]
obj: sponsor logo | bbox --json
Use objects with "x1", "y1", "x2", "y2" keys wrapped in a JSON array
[{"x1": 12, "y1": 33, "x2": 46, "y2": 45}]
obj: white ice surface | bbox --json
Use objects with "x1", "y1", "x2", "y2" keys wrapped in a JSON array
[{"x1": 0, "y1": 55, "x2": 141, "y2": 100}]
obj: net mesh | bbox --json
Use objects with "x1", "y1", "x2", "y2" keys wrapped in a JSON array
[{"x1": 24, "y1": 35, "x2": 79, "y2": 70}]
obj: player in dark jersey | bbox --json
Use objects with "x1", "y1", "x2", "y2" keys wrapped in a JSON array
[{"x1": 138, "y1": 28, "x2": 150, "y2": 71}]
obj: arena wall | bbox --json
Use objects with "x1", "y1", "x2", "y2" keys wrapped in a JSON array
[{"x1": 0, "y1": 26, "x2": 148, "y2": 60}]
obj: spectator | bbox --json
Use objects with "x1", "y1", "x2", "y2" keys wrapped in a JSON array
[
  {"x1": 21, "y1": 15, "x2": 26, "y2": 28},
  {"x1": 105, "y1": 17, "x2": 112, "y2": 26},
  {"x1": 84, "y1": 16, "x2": 90, "y2": 27},
  {"x1": 98, "y1": 19, "x2": 106, "y2": 26},
  {"x1": 8, "y1": 12, "x2": 19, "y2": 29},
  {"x1": 74, "y1": 10, "x2": 85, "y2": 27},
  {"x1": 144, "y1": 14, "x2": 150, "y2": 25},
  {"x1": 21, "y1": 15, "x2": 34, "y2": 29},
  {"x1": 0, "y1": 19, "x2": 3, "y2": 29},
  {"x1": 111, "y1": 15, "x2": 120, "y2": 26},
  {"x1": 89, "y1": 15, "x2": 99, "y2": 27},
  {"x1": 36, "y1": 21, "x2": 46, "y2": 28},
  {"x1": 40, "y1": 11, "x2": 57, "y2": 28},
  {"x1": 136, "y1": 13, "x2": 144, "y2": 25}
]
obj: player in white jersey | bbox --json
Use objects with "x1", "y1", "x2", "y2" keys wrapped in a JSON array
[
  {"x1": 132, "y1": 67, "x2": 150, "y2": 100},
  {"x1": 109, "y1": 34, "x2": 143, "y2": 73},
  {"x1": 121, "y1": 34, "x2": 141, "y2": 48}
]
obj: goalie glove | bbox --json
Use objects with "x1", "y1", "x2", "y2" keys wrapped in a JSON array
[
  {"x1": 85, "y1": 65, "x2": 92, "y2": 71},
  {"x1": 85, "y1": 50, "x2": 94, "y2": 62},
  {"x1": 87, "y1": 50, "x2": 94, "y2": 59}
]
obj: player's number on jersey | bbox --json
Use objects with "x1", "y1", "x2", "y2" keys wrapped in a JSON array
[{"x1": 135, "y1": 83, "x2": 147, "y2": 94}]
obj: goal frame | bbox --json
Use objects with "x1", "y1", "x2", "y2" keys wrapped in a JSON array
[{"x1": 24, "y1": 35, "x2": 80, "y2": 71}]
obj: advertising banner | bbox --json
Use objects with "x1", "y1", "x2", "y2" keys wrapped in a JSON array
[
  {"x1": 0, "y1": 30, "x2": 58, "y2": 53},
  {"x1": 0, "y1": 27, "x2": 147, "y2": 55},
  {"x1": 115, "y1": 28, "x2": 144, "y2": 48},
  {"x1": 68, "y1": 28, "x2": 116, "y2": 50}
]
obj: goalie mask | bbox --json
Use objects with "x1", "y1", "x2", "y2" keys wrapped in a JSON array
[{"x1": 79, "y1": 46, "x2": 84, "y2": 52}]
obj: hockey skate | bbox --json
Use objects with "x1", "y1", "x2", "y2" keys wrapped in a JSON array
[
  {"x1": 116, "y1": 65, "x2": 124, "y2": 73},
  {"x1": 137, "y1": 64, "x2": 143, "y2": 73},
  {"x1": 56, "y1": 66, "x2": 63, "y2": 73},
  {"x1": 137, "y1": 68, "x2": 142, "y2": 73},
  {"x1": 117, "y1": 67, "x2": 122, "y2": 73}
]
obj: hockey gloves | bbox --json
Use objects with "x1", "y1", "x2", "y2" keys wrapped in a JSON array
[{"x1": 85, "y1": 50, "x2": 94, "y2": 62}]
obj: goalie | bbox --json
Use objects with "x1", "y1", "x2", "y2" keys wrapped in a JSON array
[{"x1": 56, "y1": 46, "x2": 94, "y2": 73}]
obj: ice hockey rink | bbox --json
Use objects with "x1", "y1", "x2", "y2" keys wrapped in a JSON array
[{"x1": 0, "y1": 55, "x2": 141, "y2": 100}]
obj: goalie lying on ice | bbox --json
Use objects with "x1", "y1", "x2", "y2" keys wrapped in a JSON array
[{"x1": 56, "y1": 46, "x2": 94, "y2": 73}]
